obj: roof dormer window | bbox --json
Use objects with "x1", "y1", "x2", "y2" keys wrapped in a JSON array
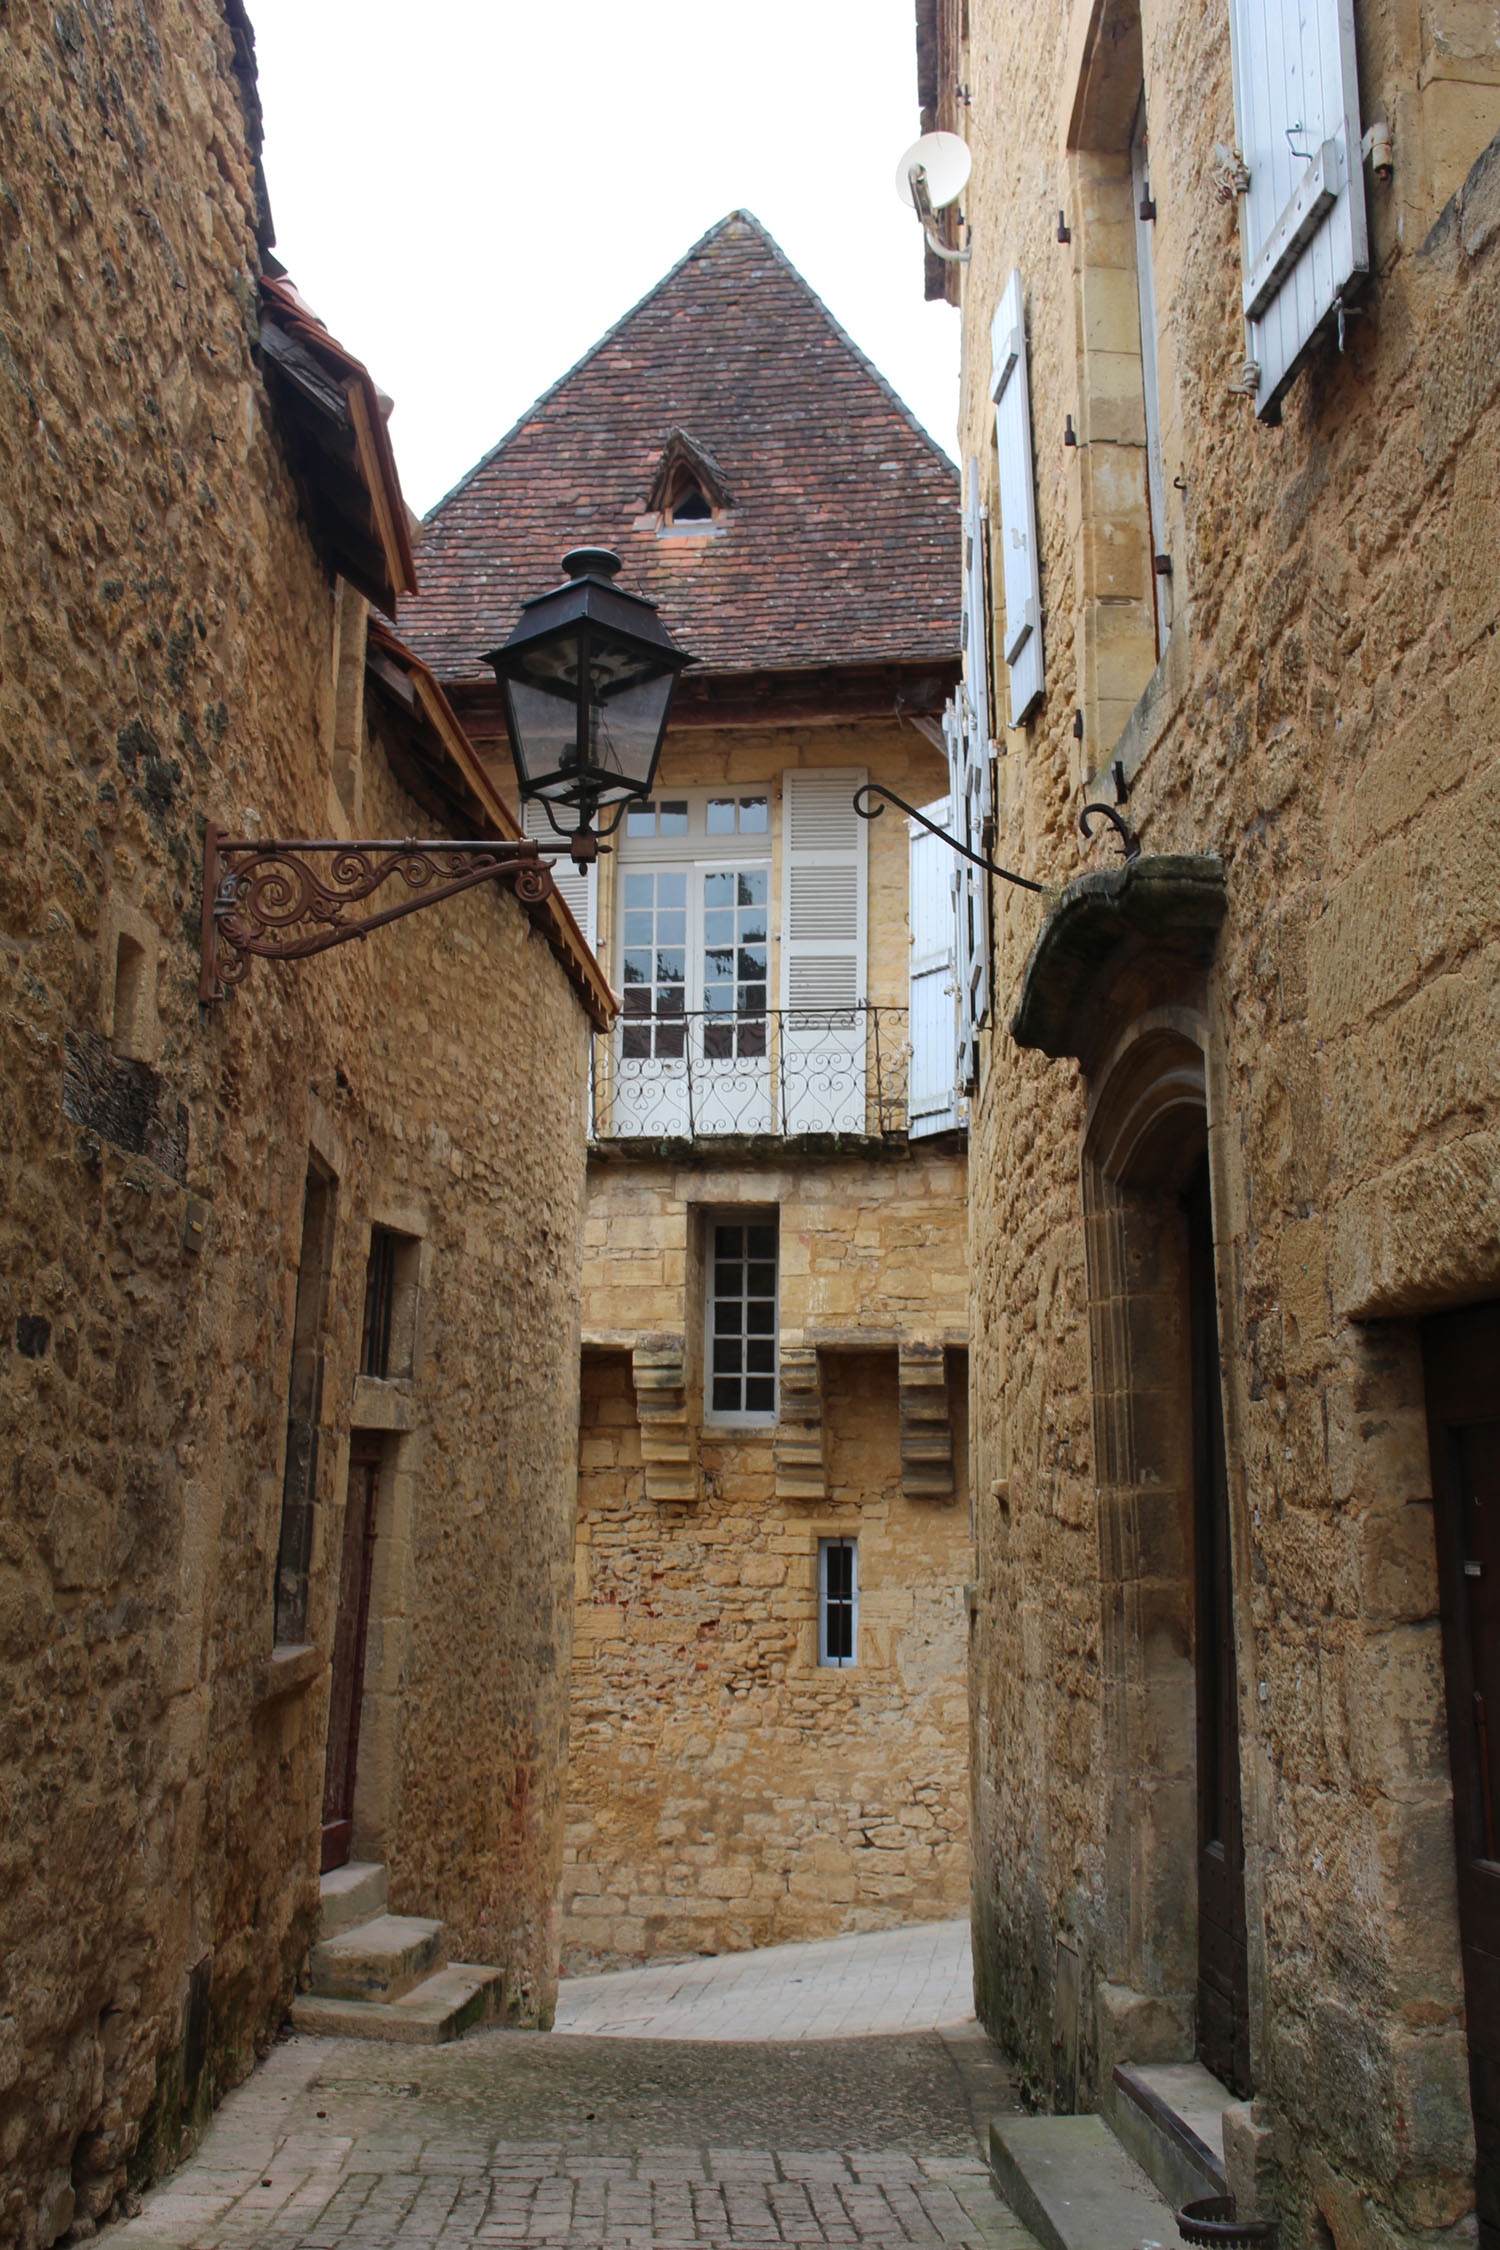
[{"x1": 647, "y1": 427, "x2": 731, "y2": 537}]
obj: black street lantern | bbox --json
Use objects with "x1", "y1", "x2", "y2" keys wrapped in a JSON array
[{"x1": 483, "y1": 548, "x2": 694, "y2": 861}]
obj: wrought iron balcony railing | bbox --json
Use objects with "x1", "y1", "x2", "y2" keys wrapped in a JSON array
[{"x1": 590, "y1": 1005, "x2": 912, "y2": 1141}]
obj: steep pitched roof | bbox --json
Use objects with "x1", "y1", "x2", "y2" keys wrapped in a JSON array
[{"x1": 397, "y1": 213, "x2": 960, "y2": 686}]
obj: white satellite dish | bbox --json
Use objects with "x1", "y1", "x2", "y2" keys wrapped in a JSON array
[{"x1": 895, "y1": 131, "x2": 972, "y2": 212}]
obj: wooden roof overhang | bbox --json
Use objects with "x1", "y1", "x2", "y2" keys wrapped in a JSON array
[
  {"x1": 259, "y1": 275, "x2": 417, "y2": 616},
  {"x1": 364, "y1": 620, "x2": 615, "y2": 1029},
  {"x1": 443, "y1": 656, "x2": 961, "y2": 745}
]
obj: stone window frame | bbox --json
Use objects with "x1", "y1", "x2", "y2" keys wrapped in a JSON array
[{"x1": 1062, "y1": 0, "x2": 1176, "y2": 770}]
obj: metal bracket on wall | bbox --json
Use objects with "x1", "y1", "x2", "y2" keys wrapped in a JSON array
[
  {"x1": 852, "y1": 783, "x2": 1139, "y2": 892},
  {"x1": 199, "y1": 823, "x2": 556, "y2": 1003}
]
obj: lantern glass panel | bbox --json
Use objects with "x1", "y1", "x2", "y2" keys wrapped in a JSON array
[
  {"x1": 588, "y1": 671, "x2": 674, "y2": 792},
  {"x1": 502, "y1": 679, "x2": 578, "y2": 795}
]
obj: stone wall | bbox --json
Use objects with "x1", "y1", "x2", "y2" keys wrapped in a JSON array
[
  {"x1": 944, "y1": 1, "x2": 1500, "y2": 2244},
  {"x1": 0, "y1": 4, "x2": 589, "y2": 2242}
]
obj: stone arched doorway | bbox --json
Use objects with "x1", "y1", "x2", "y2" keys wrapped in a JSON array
[{"x1": 1083, "y1": 1012, "x2": 1251, "y2": 2095}]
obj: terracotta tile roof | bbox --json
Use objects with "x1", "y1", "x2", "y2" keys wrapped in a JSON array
[{"x1": 396, "y1": 212, "x2": 960, "y2": 688}]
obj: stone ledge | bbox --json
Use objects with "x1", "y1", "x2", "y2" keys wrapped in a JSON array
[
  {"x1": 254, "y1": 1642, "x2": 322, "y2": 1706},
  {"x1": 1010, "y1": 855, "x2": 1227, "y2": 1063},
  {"x1": 351, "y1": 1375, "x2": 415, "y2": 1431}
]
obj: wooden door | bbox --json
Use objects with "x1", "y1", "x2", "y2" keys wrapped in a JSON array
[
  {"x1": 1423, "y1": 1301, "x2": 1500, "y2": 2250},
  {"x1": 1187, "y1": 1156, "x2": 1252, "y2": 2095},
  {"x1": 321, "y1": 1439, "x2": 381, "y2": 1874}
]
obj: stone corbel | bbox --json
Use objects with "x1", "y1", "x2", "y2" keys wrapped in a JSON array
[
  {"x1": 899, "y1": 1340, "x2": 956, "y2": 1501},
  {"x1": 774, "y1": 1343, "x2": 826, "y2": 1502},
  {"x1": 631, "y1": 1336, "x2": 696, "y2": 1505}
]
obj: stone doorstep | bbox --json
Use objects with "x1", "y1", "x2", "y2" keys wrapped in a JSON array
[
  {"x1": 308, "y1": 1912, "x2": 446, "y2": 2003},
  {"x1": 288, "y1": 1962, "x2": 506, "y2": 2046},
  {"x1": 1110, "y1": 2062, "x2": 1230, "y2": 2210},
  {"x1": 989, "y1": 2114, "x2": 1175, "y2": 2250},
  {"x1": 317, "y1": 1860, "x2": 389, "y2": 1939}
]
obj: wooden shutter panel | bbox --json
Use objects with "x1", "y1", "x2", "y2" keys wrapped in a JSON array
[
  {"x1": 962, "y1": 462, "x2": 994, "y2": 762},
  {"x1": 524, "y1": 799, "x2": 596, "y2": 947},
  {"x1": 943, "y1": 698, "x2": 987, "y2": 1095},
  {"x1": 1228, "y1": 0, "x2": 1368, "y2": 421},
  {"x1": 989, "y1": 270, "x2": 1044, "y2": 727},
  {"x1": 779, "y1": 769, "x2": 867, "y2": 1133},
  {"x1": 908, "y1": 796, "x2": 961, "y2": 1139}
]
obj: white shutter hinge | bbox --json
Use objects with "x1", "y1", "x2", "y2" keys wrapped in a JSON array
[{"x1": 1005, "y1": 597, "x2": 1039, "y2": 666}]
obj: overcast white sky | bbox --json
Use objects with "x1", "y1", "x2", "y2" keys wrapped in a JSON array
[{"x1": 246, "y1": 0, "x2": 960, "y2": 515}]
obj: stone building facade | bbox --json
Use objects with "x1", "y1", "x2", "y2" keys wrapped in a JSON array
[
  {"x1": 399, "y1": 215, "x2": 975, "y2": 1968},
  {"x1": 915, "y1": 2, "x2": 1500, "y2": 2246},
  {"x1": 0, "y1": 5, "x2": 605, "y2": 2243}
]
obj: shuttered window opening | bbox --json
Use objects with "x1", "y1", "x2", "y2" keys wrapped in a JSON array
[
  {"x1": 988, "y1": 273, "x2": 1045, "y2": 727},
  {"x1": 1131, "y1": 93, "x2": 1169, "y2": 657},
  {"x1": 908, "y1": 796, "x2": 962, "y2": 1138},
  {"x1": 779, "y1": 769, "x2": 867, "y2": 1133},
  {"x1": 1228, "y1": 0, "x2": 1368, "y2": 422},
  {"x1": 524, "y1": 798, "x2": 597, "y2": 946},
  {"x1": 818, "y1": 1538, "x2": 858, "y2": 1667},
  {"x1": 944, "y1": 696, "x2": 989, "y2": 1097}
]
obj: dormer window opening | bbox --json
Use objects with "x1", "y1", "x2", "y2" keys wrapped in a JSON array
[
  {"x1": 670, "y1": 482, "x2": 712, "y2": 523},
  {"x1": 647, "y1": 427, "x2": 732, "y2": 538}
]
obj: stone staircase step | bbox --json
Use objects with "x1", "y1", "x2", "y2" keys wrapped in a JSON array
[
  {"x1": 989, "y1": 2114, "x2": 1175, "y2": 2250},
  {"x1": 317, "y1": 1860, "x2": 389, "y2": 1939},
  {"x1": 289, "y1": 1962, "x2": 505, "y2": 2045},
  {"x1": 1110, "y1": 2062, "x2": 1230, "y2": 2211},
  {"x1": 309, "y1": 1912, "x2": 445, "y2": 2003}
]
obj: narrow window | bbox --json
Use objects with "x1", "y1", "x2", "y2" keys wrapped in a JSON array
[
  {"x1": 671, "y1": 483, "x2": 712, "y2": 522},
  {"x1": 360, "y1": 1228, "x2": 399, "y2": 1379},
  {"x1": 1130, "y1": 91, "x2": 1167, "y2": 656},
  {"x1": 275, "y1": 1157, "x2": 337, "y2": 1646},
  {"x1": 707, "y1": 1214, "x2": 778, "y2": 1422},
  {"x1": 818, "y1": 1538, "x2": 857, "y2": 1666}
]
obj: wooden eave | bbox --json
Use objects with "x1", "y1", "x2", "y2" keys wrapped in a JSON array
[
  {"x1": 444, "y1": 657, "x2": 960, "y2": 744},
  {"x1": 364, "y1": 621, "x2": 615, "y2": 1029}
]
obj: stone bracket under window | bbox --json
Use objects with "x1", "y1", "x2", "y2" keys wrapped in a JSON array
[
  {"x1": 899, "y1": 1340, "x2": 956, "y2": 1502},
  {"x1": 774, "y1": 1343, "x2": 827, "y2": 1502},
  {"x1": 631, "y1": 1337, "x2": 696, "y2": 1505}
]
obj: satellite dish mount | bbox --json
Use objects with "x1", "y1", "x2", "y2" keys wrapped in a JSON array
[{"x1": 895, "y1": 131, "x2": 972, "y2": 265}]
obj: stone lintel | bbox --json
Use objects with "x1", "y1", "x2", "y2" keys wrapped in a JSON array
[
  {"x1": 631, "y1": 1336, "x2": 696, "y2": 1505},
  {"x1": 1010, "y1": 855, "x2": 1227, "y2": 1064},
  {"x1": 774, "y1": 1343, "x2": 827, "y2": 1502},
  {"x1": 899, "y1": 1339, "x2": 956, "y2": 1502}
]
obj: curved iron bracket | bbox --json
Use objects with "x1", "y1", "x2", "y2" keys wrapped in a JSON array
[
  {"x1": 200, "y1": 826, "x2": 556, "y2": 1004},
  {"x1": 852, "y1": 784, "x2": 1046, "y2": 895},
  {"x1": 1077, "y1": 801, "x2": 1141, "y2": 860}
]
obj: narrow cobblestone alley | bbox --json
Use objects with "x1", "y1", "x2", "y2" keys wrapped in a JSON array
[{"x1": 108, "y1": 1926, "x2": 1033, "y2": 2249}]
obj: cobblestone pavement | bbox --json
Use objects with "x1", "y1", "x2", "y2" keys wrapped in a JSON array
[
  {"x1": 553, "y1": 1921, "x2": 974, "y2": 2041},
  {"x1": 110, "y1": 1929, "x2": 1032, "y2": 2250}
]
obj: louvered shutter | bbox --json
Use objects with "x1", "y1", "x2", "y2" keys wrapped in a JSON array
[
  {"x1": 944, "y1": 699, "x2": 988, "y2": 1094},
  {"x1": 524, "y1": 799, "x2": 596, "y2": 946},
  {"x1": 962, "y1": 462, "x2": 994, "y2": 758},
  {"x1": 779, "y1": 769, "x2": 867, "y2": 1134},
  {"x1": 908, "y1": 797, "x2": 961, "y2": 1139},
  {"x1": 989, "y1": 271, "x2": 1044, "y2": 726},
  {"x1": 1228, "y1": 0, "x2": 1368, "y2": 421}
]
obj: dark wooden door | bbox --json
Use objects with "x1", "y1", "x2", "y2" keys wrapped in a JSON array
[
  {"x1": 1423, "y1": 1300, "x2": 1500, "y2": 2250},
  {"x1": 321, "y1": 1439, "x2": 381, "y2": 1874},
  {"x1": 1187, "y1": 1156, "x2": 1252, "y2": 2096}
]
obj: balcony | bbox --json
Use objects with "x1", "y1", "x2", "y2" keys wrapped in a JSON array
[{"x1": 589, "y1": 1005, "x2": 915, "y2": 1144}]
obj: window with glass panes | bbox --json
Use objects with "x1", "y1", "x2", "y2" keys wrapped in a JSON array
[
  {"x1": 621, "y1": 868, "x2": 687, "y2": 1058},
  {"x1": 818, "y1": 1538, "x2": 857, "y2": 1666},
  {"x1": 707, "y1": 1216, "x2": 778, "y2": 1420},
  {"x1": 703, "y1": 870, "x2": 768, "y2": 1059}
]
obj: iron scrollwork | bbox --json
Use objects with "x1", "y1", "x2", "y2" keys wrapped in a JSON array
[
  {"x1": 199, "y1": 825, "x2": 555, "y2": 1003},
  {"x1": 852, "y1": 782, "x2": 1140, "y2": 884}
]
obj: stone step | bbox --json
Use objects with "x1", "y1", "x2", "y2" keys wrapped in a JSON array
[
  {"x1": 1110, "y1": 2062, "x2": 1230, "y2": 2211},
  {"x1": 317, "y1": 1860, "x2": 389, "y2": 1939},
  {"x1": 289, "y1": 1962, "x2": 505, "y2": 2045},
  {"x1": 309, "y1": 1912, "x2": 446, "y2": 2003},
  {"x1": 989, "y1": 2114, "x2": 1175, "y2": 2250}
]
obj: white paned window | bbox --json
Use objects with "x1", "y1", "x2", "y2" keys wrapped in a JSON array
[
  {"x1": 1228, "y1": 0, "x2": 1368, "y2": 422},
  {"x1": 524, "y1": 798, "x2": 596, "y2": 946},
  {"x1": 907, "y1": 796, "x2": 961, "y2": 1139},
  {"x1": 706, "y1": 1215, "x2": 778, "y2": 1423},
  {"x1": 818, "y1": 1538, "x2": 858, "y2": 1667},
  {"x1": 989, "y1": 273, "x2": 1044, "y2": 726},
  {"x1": 779, "y1": 768, "x2": 867, "y2": 1133}
]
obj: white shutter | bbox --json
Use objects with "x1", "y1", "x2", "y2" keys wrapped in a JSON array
[
  {"x1": 1228, "y1": 0, "x2": 1368, "y2": 421},
  {"x1": 944, "y1": 699, "x2": 988, "y2": 1095},
  {"x1": 908, "y1": 797, "x2": 961, "y2": 1139},
  {"x1": 524, "y1": 799, "x2": 596, "y2": 946},
  {"x1": 989, "y1": 271, "x2": 1044, "y2": 727},
  {"x1": 962, "y1": 462, "x2": 994, "y2": 766},
  {"x1": 779, "y1": 769, "x2": 867, "y2": 1134}
]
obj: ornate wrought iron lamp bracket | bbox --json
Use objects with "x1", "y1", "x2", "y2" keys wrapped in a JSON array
[
  {"x1": 199, "y1": 824, "x2": 558, "y2": 1004},
  {"x1": 851, "y1": 784, "x2": 1138, "y2": 890}
]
